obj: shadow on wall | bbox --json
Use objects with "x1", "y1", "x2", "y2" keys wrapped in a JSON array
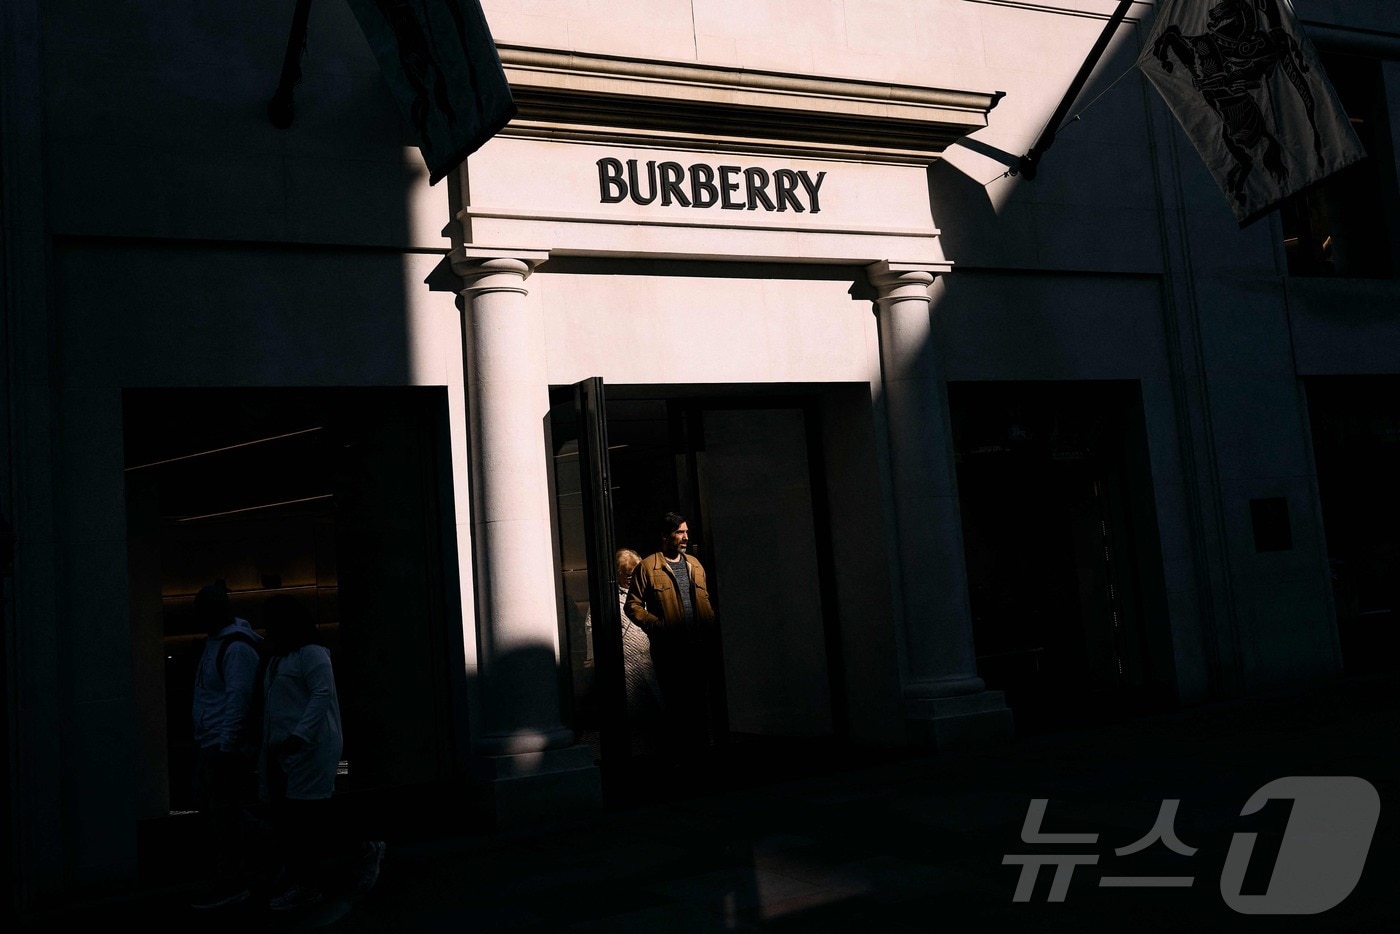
[
  {"x1": 925, "y1": 151, "x2": 1074, "y2": 381},
  {"x1": 926, "y1": 142, "x2": 1024, "y2": 269}
]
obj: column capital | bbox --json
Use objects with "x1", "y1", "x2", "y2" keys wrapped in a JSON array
[
  {"x1": 451, "y1": 247, "x2": 551, "y2": 296},
  {"x1": 865, "y1": 261, "x2": 948, "y2": 305}
]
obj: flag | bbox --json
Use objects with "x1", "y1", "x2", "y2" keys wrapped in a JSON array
[
  {"x1": 346, "y1": 0, "x2": 517, "y2": 185},
  {"x1": 1137, "y1": 0, "x2": 1365, "y2": 227}
]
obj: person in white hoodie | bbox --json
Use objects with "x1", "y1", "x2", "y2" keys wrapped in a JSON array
[
  {"x1": 260, "y1": 593, "x2": 383, "y2": 912},
  {"x1": 189, "y1": 581, "x2": 264, "y2": 909}
]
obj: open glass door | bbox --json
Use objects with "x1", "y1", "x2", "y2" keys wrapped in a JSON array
[
  {"x1": 572, "y1": 378, "x2": 634, "y2": 773},
  {"x1": 549, "y1": 378, "x2": 639, "y2": 795}
]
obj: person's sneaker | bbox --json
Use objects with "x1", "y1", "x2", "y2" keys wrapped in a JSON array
[
  {"x1": 352, "y1": 840, "x2": 386, "y2": 896},
  {"x1": 268, "y1": 884, "x2": 325, "y2": 911},
  {"x1": 190, "y1": 884, "x2": 251, "y2": 910}
]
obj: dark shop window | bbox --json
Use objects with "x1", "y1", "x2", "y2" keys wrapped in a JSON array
[{"x1": 1280, "y1": 53, "x2": 1396, "y2": 278}]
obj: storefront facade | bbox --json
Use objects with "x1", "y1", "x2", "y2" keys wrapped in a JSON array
[
  {"x1": 3, "y1": 0, "x2": 1398, "y2": 914},
  {"x1": 443, "y1": 45, "x2": 1017, "y2": 818}
]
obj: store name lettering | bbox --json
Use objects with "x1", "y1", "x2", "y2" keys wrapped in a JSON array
[{"x1": 597, "y1": 157, "x2": 826, "y2": 213}]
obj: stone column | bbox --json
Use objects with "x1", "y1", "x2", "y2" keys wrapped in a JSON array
[
  {"x1": 868, "y1": 261, "x2": 1014, "y2": 749},
  {"x1": 452, "y1": 247, "x2": 600, "y2": 824}
]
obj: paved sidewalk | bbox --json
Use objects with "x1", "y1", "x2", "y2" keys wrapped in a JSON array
[{"x1": 19, "y1": 671, "x2": 1399, "y2": 932}]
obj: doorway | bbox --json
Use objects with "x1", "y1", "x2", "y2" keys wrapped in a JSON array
[
  {"x1": 1306, "y1": 376, "x2": 1400, "y2": 675},
  {"x1": 949, "y1": 380, "x2": 1170, "y2": 734},
  {"x1": 548, "y1": 385, "x2": 845, "y2": 798}
]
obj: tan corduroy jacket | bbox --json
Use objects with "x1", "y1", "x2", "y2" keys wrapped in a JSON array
[{"x1": 624, "y1": 551, "x2": 716, "y2": 634}]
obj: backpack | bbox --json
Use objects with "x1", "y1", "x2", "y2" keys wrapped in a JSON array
[{"x1": 215, "y1": 630, "x2": 270, "y2": 752}]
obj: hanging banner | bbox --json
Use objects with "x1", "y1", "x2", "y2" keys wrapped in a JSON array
[
  {"x1": 1137, "y1": 0, "x2": 1365, "y2": 226},
  {"x1": 346, "y1": 0, "x2": 517, "y2": 185}
]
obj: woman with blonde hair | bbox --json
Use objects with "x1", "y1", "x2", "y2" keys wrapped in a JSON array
[{"x1": 614, "y1": 548, "x2": 665, "y2": 754}]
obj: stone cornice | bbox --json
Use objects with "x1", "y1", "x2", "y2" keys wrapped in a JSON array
[{"x1": 496, "y1": 45, "x2": 1005, "y2": 164}]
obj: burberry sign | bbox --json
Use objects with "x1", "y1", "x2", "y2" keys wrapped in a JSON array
[
  {"x1": 459, "y1": 136, "x2": 939, "y2": 260},
  {"x1": 597, "y1": 157, "x2": 827, "y2": 213}
]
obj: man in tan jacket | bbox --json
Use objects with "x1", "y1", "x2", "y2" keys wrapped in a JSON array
[{"x1": 625, "y1": 512, "x2": 723, "y2": 757}]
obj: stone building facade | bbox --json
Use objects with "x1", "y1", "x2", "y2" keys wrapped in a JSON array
[{"x1": 2, "y1": 0, "x2": 1397, "y2": 913}]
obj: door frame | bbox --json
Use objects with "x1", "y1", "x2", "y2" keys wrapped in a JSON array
[{"x1": 551, "y1": 382, "x2": 851, "y2": 796}]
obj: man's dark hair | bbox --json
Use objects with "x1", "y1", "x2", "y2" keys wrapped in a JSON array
[
  {"x1": 660, "y1": 511, "x2": 687, "y2": 537},
  {"x1": 262, "y1": 593, "x2": 319, "y2": 657},
  {"x1": 193, "y1": 581, "x2": 233, "y2": 636}
]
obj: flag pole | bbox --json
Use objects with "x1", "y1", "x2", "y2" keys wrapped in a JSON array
[
  {"x1": 1015, "y1": 0, "x2": 1136, "y2": 179},
  {"x1": 268, "y1": 0, "x2": 315, "y2": 129}
]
